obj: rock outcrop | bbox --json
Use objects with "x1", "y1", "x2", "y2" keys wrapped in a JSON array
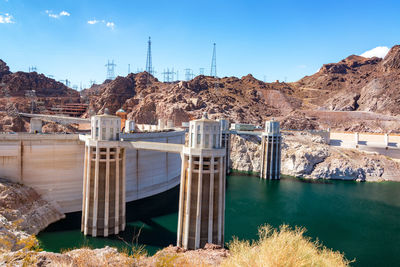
[
  {"x1": 0, "y1": 178, "x2": 65, "y2": 251},
  {"x1": 230, "y1": 132, "x2": 400, "y2": 181},
  {"x1": 0, "y1": 244, "x2": 229, "y2": 266}
]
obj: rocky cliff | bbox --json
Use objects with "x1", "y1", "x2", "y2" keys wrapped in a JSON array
[
  {"x1": 0, "y1": 178, "x2": 65, "y2": 251},
  {"x1": 230, "y1": 133, "x2": 400, "y2": 182}
]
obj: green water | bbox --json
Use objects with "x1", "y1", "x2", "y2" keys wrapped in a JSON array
[{"x1": 38, "y1": 175, "x2": 400, "y2": 266}]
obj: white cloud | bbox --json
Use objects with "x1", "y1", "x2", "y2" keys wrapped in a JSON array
[
  {"x1": 59, "y1": 11, "x2": 70, "y2": 17},
  {"x1": 360, "y1": 46, "x2": 390, "y2": 59},
  {"x1": 87, "y1": 19, "x2": 99, "y2": 25},
  {"x1": 0, "y1": 13, "x2": 14, "y2": 24},
  {"x1": 45, "y1": 10, "x2": 70, "y2": 19},
  {"x1": 106, "y1": 21, "x2": 115, "y2": 29},
  {"x1": 87, "y1": 19, "x2": 115, "y2": 29}
]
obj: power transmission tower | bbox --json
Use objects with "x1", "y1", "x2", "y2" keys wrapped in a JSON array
[
  {"x1": 162, "y1": 68, "x2": 176, "y2": 82},
  {"x1": 25, "y1": 90, "x2": 37, "y2": 114},
  {"x1": 184, "y1": 68, "x2": 194, "y2": 81},
  {"x1": 199, "y1": 68, "x2": 205, "y2": 75},
  {"x1": 105, "y1": 60, "x2": 116, "y2": 80},
  {"x1": 29, "y1": 66, "x2": 37, "y2": 72},
  {"x1": 89, "y1": 80, "x2": 96, "y2": 87},
  {"x1": 60, "y1": 79, "x2": 71, "y2": 87},
  {"x1": 128, "y1": 64, "x2": 131, "y2": 74},
  {"x1": 145, "y1": 37, "x2": 154, "y2": 75},
  {"x1": 210, "y1": 43, "x2": 217, "y2": 77}
]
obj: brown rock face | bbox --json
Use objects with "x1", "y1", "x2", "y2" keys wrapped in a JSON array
[
  {"x1": 87, "y1": 72, "x2": 299, "y2": 126},
  {"x1": 1, "y1": 72, "x2": 78, "y2": 98},
  {"x1": 0, "y1": 59, "x2": 11, "y2": 80},
  {"x1": 381, "y1": 45, "x2": 400, "y2": 72}
]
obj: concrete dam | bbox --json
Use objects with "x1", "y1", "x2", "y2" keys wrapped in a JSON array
[
  {"x1": 0, "y1": 130, "x2": 185, "y2": 214},
  {"x1": 0, "y1": 109, "x2": 283, "y2": 250}
]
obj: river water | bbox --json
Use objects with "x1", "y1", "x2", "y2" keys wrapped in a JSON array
[{"x1": 38, "y1": 174, "x2": 400, "y2": 266}]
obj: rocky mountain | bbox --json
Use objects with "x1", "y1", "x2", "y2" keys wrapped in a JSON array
[
  {"x1": 2, "y1": 44, "x2": 400, "y2": 133},
  {"x1": 293, "y1": 45, "x2": 400, "y2": 115},
  {"x1": 85, "y1": 72, "x2": 300, "y2": 126},
  {"x1": 0, "y1": 60, "x2": 78, "y2": 98}
]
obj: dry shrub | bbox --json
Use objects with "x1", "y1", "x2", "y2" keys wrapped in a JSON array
[{"x1": 221, "y1": 224, "x2": 352, "y2": 267}]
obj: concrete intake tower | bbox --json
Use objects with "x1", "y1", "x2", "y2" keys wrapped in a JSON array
[
  {"x1": 82, "y1": 110, "x2": 126, "y2": 236},
  {"x1": 260, "y1": 119, "x2": 281, "y2": 179},
  {"x1": 177, "y1": 113, "x2": 227, "y2": 250}
]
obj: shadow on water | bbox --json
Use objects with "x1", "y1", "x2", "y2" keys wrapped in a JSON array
[
  {"x1": 44, "y1": 185, "x2": 180, "y2": 232},
  {"x1": 39, "y1": 185, "x2": 180, "y2": 253}
]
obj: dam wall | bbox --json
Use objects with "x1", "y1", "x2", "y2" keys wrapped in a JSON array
[
  {"x1": 0, "y1": 131, "x2": 185, "y2": 214},
  {"x1": 121, "y1": 131, "x2": 185, "y2": 202}
]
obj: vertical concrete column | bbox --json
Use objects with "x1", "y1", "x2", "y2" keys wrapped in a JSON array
[
  {"x1": 218, "y1": 156, "x2": 223, "y2": 244},
  {"x1": 195, "y1": 154, "x2": 203, "y2": 248},
  {"x1": 115, "y1": 147, "x2": 120, "y2": 234},
  {"x1": 260, "y1": 137, "x2": 266, "y2": 179},
  {"x1": 104, "y1": 147, "x2": 110, "y2": 237},
  {"x1": 208, "y1": 156, "x2": 214, "y2": 243},
  {"x1": 183, "y1": 154, "x2": 193, "y2": 249},
  {"x1": 122, "y1": 148, "x2": 126, "y2": 231},
  {"x1": 222, "y1": 155, "x2": 226, "y2": 244},
  {"x1": 354, "y1": 132, "x2": 359, "y2": 147},
  {"x1": 81, "y1": 145, "x2": 88, "y2": 232},
  {"x1": 83, "y1": 145, "x2": 91, "y2": 235},
  {"x1": 92, "y1": 144, "x2": 100, "y2": 236},
  {"x1": 177, "y1": 153, "x2": 187, "y2": 246},
  {"x1": 384, "y1": 134, "x2": 389, "y2": 147}
]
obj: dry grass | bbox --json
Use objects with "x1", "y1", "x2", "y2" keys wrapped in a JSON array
[{"x1": 221, "y1": 224, "x2": 352, "y2": 267}]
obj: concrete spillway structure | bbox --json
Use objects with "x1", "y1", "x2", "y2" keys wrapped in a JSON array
[
  {"x1": 218, "y1": 119, "x2": 231, "y2": 174},
  {"x1": 82, "y1": 111, "x2": 126, "y2": 236},
  {"x1": 177, "y1": 113, "x2": 226, "y2": 250},
  {"x1": 260, "y1": 119, "x2": 281, "y2": 179}
]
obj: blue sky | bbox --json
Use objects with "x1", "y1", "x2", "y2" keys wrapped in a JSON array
[{"x1": 1, "y1": 0, "x2": 400, "y2": 89}]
